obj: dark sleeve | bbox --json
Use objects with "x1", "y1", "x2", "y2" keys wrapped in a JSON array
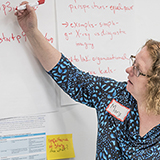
[{"x1": 47, "y1": 54, "x2": 119, "y2": 109}]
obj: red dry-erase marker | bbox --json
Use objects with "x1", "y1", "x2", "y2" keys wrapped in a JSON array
[{"x1": 16, "y1": 0, "x2": 45, "y2": 10}]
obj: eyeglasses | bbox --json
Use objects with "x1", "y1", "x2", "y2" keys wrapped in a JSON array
[{"x1": 129, "y1": 55, "x2": 150, "y2": 77}]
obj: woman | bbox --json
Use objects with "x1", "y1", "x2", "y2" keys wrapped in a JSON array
[
  {"x1": 126, "y1": 42, "x2": 160, "y2": 137},
  {"x1": 15, "y1": 2, "x2": 160, "y2": 159}
]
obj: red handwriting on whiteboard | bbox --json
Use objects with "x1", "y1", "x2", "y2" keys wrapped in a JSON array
[
  {"x1": 67, "y1": 54, "x2": 123, "y2": 75},
  {"x1": 44, "y1": 33, "x2": 54, "y2": 43},
  {"x1": 89, "y1": 67, "x2": 116, "y2": 75},
  {"x1": 88, "y1": 70, "x2": 97, "y2": 75},
  {"x1": 64, "y1": 32, "x2": 73, "y2": 40},
  {"x1": 0, "y1": 1, "x2": 13, "y2": 15},
  {"x1": 92, "y1": 53, "x2": 129, "y2": 65},
  {"x1": 68, "y1": 54, "x2": 128, "y2": 64},
  {"x1": 64, "y1": 28, "x2": 126, "y2": 41},
  {"x1": 68, "y1": 3, "x2": 90, "y2": 13},
  {"x1": 0, "y1": 32, "x2": 26, "y2": 44},
  {"x1": 0, "y1": 1, "x2": 39, "y2": 16},
  {"x1": 68, "y1": 54, "x2": 91, "y2": 62},
  {"x1": 94, "y1": 28, "x2": 126, "y2": 40},
  {"x1": 0, "y1": 32, "x2": 54, "y2": 44},
  {"x1": 99, "y1": 67, "x2": 116, "y2": 74},
  {"x1": 62, "y1": 20, "x2": 118, "y2": 31},
  {"x1": 68, "y1": 1, "x2": 134, "y2": 14},
  {"x1": 62, "y1": 20, "x2": 126, "y2": 49},
  {"x1": 63, "y1": 28, "x2": 126, "y2": 49},
  {"x1": 76, "y1": 30, "x2": 91, "y2": 40},
  {"x1": 76, "y1": 41, "x2": 94, "y2": 49},
  {"x1": 110, "y1": 3, "x2": 134, "y2": 14},
  {"x1": 62, "y1": 21, "x2": 96, "y2": 31},
  {"x1": 82, "y1": 67, "x2": 116, "y2": 75}
]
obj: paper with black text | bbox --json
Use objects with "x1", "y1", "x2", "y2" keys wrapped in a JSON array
[{"x1": 0, "y1": 115, "x2": 47, "y2": 159}]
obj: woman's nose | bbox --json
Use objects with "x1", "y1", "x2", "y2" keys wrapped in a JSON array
[{"x1": 126, "y1": 66, "x2": 134, "y2": 75}]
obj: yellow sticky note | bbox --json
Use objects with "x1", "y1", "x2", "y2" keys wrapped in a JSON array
[{"x1": 46, "y1": 134, "x2": 75, "y2": 159}]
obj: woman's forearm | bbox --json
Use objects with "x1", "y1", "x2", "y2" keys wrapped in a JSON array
[{"x1": 26, "y1": 28, "x2": 61, "y2": 72}]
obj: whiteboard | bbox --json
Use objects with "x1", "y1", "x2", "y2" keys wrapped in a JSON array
[
  {"x1": 134, "y1": 0, "x2": 160, "y2": 48},
  {"x1": 55, "y1": 0, "x2": 135, "y2": 105},
  {"x1": 0, "y1": 0, "x2": 60, "y2": 118}
]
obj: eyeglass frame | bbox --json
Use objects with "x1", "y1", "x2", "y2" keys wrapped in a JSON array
[{"x1": 129, "y1": 55, "x2": 150, "y2": 77}]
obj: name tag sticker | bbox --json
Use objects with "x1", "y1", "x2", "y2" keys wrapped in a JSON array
[{"x1": 106, "y1": 99, "x2": 131, "y2": 122}]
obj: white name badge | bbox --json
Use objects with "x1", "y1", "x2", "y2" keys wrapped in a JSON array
[{"x1": 106, "y1": 99, "x2": 131, "y2": 122}]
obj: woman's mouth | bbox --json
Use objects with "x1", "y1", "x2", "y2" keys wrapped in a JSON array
[{"x1": 128, "y1": 80, "x2": 133, "y2": 85}]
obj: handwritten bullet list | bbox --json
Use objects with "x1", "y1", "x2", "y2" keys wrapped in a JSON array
[
  {"x1": 56, "y1": 0, "x2": 134, "y2": 77},
  {"x1": 60, "y1": 0, "x2": 134, "y2": 50},
  {"x1": 61, "y1": 2, "x2": 131, "y2": 49}
]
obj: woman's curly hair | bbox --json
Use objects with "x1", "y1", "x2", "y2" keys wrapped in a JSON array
[{"x1": 144, "y1": 39, "x2": 160, "y2": 115}]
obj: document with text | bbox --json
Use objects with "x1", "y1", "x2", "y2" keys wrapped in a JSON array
[{"x1": 0, "y1": 115, "x2": 47, "y2": 160}]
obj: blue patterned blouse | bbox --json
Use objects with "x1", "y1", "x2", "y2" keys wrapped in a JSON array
[{"x1": 48, "y1": 54, "x2": 160, "y2": 160}]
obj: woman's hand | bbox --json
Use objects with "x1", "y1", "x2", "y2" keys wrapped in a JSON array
[{"x1": 14, "y1": 1, "x2": 37, "y2": 34}]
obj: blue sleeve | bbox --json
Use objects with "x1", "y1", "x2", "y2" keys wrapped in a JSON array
[{"x1": 47, "y1": 54, "x2": 120, "y2": 109}]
